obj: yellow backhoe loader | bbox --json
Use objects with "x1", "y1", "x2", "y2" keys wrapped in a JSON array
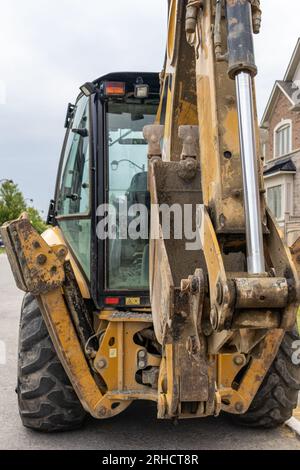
[{"x1": 2, "y1": 0, "x2": 300, "y2": 432}]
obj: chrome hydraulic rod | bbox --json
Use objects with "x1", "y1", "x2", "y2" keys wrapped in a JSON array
[
  {"x1": 225, "y1": 0, "x2": 265, "y2": 274},
  {"x1": 235, "y1": 71, "x2": 265, "y2": 274}
]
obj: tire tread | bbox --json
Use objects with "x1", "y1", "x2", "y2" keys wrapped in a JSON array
[
  {"x1": 233, "y1": 329, "x2": 300, "y2": 429},
  {"x1": 17, "y1": 293, "x2": 86, "y2": 432}
]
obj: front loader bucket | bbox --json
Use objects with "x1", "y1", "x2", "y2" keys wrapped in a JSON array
[
  {"x1": 1, "y1": 214, "x2": 65, "y2": 295},
  {"x1": 1, "y1": 215, "x2": 109, "y2": 418}
]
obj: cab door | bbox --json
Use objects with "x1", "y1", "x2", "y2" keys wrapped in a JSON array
[{"x1": 55, "y1": 95, "x2": 92, "y2": 279}]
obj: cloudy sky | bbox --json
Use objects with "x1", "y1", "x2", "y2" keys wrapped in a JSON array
[{"x1": 0, "y1": 0, "x2": 299, "y2": 214}]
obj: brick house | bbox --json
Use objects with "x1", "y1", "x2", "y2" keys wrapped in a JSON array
[{"x1": 261, "y1": 38, "x2": 300, "y2": 246}]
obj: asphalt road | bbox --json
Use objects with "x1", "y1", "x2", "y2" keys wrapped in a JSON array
[{"x1": 0, "y1": 253, "x2": 300, "y2": 450}]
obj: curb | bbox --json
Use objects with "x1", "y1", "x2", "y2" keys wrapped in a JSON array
[{"x1": 286, "y1": 414, "x2": 300, "y2": 437}]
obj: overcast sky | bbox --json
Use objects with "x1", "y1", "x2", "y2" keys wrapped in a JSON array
[{"x1": 0, "y1": 0, "x2": 299, "y2": 214}]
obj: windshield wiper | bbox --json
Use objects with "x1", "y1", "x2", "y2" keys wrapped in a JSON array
[{"x1": 109, "y1": 130, "x2": 133, "y2": 147}]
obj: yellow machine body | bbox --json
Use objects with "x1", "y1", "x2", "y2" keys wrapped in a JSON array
[{"x1": 2, "y1": 0, "x2": 300, "y2": 423}]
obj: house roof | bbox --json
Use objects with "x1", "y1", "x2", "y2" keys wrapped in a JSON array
[
  {"x1": 261, "y1": 38, "x2": 300, "y2": 128},
  {"x1": 284, "y1": 38, "x2": 300, "y2": 81},
  {"x1": 264, "y1": 158, "x2": 297, "y2": 177},
  {"x1": 277, "y1": 80, "x2": 297, "y2": 101},
  {"x1": 261, "y1": 81, "x2": 296, "y2": 127}
]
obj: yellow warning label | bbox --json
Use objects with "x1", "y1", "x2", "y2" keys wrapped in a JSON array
[{"x1": 126, "y1": 297, "x2": 141, "y2": 306}]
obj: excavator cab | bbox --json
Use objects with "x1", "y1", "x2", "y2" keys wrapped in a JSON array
[{"x1": 51, "y1": 72, "x2": 160, "y2": 308}]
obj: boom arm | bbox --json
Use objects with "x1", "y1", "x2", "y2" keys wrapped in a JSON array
[{"x1": 145, "y1": 0, "x2": 300, "y2": 419}]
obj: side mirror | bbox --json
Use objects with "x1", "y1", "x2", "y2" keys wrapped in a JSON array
[
  {"x1": 72, "y1": 128, "x2": 89, "y2": 138},
  {"x1": 64, "y1": 103, "x2": 75, "y2": 128}
]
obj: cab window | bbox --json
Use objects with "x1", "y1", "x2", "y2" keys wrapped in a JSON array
[
  {"x1": 106, "y1": 101, "x2": 157, "y2": 290},
  {"x1": 57, "y1": 96, "x2": 90, "y2": 216},
  {"x1": 56, "y1": 95, "x2": 91, "y2": 278}
]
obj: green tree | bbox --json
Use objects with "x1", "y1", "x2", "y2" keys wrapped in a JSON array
[
  {"x1": 0, "y1": 181, "x2": 47, "y2": 234},
  {"x1": 27, "y1": 207, "x2": 48, "y2": 234},
  {"x1": 0, "y1": 181, "x2": 26, "y2": 226}
]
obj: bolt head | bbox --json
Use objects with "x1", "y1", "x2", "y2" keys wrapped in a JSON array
[
  {"x1": 139, "y1": 350, "x2": 146, "y2": 359},
  {"x1": 234, "y1": 355, "x2": 245, "y2": 367},
  {"x1": 235, "y1": 402, "x2": 244, "y2": 413},
  {"x1": 98, "y1": 406, "x2": 107, "y2": 417},
  {"x1": 50, "y1": 266, "x2": 57, "y2": 275},
  {"x1": 58, "y1": 248, "x2": 67, "y2": 259},
  {"x1": 36, "y1": 254, "x2": 47, "y2": 265},
  {"x1": 139, "y1": 361, "x2": 146, "y2": 369},
  {"x1": 97, "y1": 359, "x2": 106, "y2": 370}
]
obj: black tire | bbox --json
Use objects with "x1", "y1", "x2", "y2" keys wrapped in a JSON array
[
  {"x1": 233, "y1": 328, "x2": 300, "y2": 429},
  {"x1": 17, "y1": 293, "x2": 86, "y2": 432}
]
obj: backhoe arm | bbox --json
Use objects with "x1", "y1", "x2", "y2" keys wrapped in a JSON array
[{"x1": 145, "y1": 0, "x2": 300, "y2": 419}]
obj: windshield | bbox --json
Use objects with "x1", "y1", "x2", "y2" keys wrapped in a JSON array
[{"x1": 106, "y1": 101, "x2": 158, "y2": 290}]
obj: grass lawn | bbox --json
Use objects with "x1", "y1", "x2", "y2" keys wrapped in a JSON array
[{"x1": 0, "y1": 248, "x2": 5, "y2": 255}]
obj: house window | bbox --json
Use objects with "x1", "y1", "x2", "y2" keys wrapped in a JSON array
[
  {"x1": 274, "y1": 122, "x2": 291, "y2": 158},
  {"x1": 267, "y1": 185, "x2": 282, "y2": 220}
]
